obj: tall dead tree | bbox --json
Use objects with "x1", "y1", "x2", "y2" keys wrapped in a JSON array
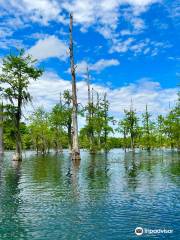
[
  {"x1": 86, "y1": 66, "x2": 94, "y2": 152},
  {"x1": 69, "y1": 13, "x2": 80, "y2": 160},
  {"x1": 86, "y1": 66, "x2": 91, "y2": 108}
]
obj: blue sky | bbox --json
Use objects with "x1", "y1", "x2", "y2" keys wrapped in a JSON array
[{"x1": 0, "y1": 0, "x2": 179, "y2": 118}]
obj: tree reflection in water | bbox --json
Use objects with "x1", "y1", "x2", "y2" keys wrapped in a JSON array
[{"x1": 0, "y1": 161, "x2": 27, "y2": 239}]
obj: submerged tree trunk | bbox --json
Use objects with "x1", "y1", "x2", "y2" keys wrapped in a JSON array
[
  {"x1": 103, "y1": 93, "x2": 108, "y2": 152},
  {"x1": 68, "y1": 122, "x2": 72, "y2": 152},
  {"x1": 69, "y1": 14, "x2": 80, "y2": 160},
  {"x1": 54, "y1": 140, "x2": 58, "y2": 154},
  {"x1": 129, "y1": 100, "x2": 136, "y2": 151},
  {"x1": 86, "y1": 67, "x2": 94, "y2": 153},
  {"x1": 96, "y1": 92, "x2": 101, "y2": 150},
  {"x1": 0, "y1": 102, "x2": 4, "y2": 156},
  {"x1": 13, "y1": 121, "x2": 22, "y2": 161},
  {"x1": 14, "y1": 132, "x2": 22, "y2": 161},
  {"x1": 130, "y1": 134, "x2": 134, "y2": 150},
  {"x1": 145, "y1": 105, "x2": 151, "y2": 151},
  {"x1": 13, "y1": 96, "x2": 22, "y2": 161},
  {"x1": 123, "y1": 128, "x2": 127, "y2": 152}
]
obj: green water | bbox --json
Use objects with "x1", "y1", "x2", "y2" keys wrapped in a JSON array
[{"x1": 0, "y1": 149, "x2": 179, "y2": 240}]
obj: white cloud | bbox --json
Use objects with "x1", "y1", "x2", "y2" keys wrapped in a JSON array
[
  {"x1": 0, "y1": 27, "x2": 13, "y2": 38},
  {"x1": 90, "y1": 59, "x2": 120, "y2": 72},
  {"x1": 0, "y1": 0, "x2": 158, "y2": 37},
  {"x1": 61, "y1": 0, "x2": 159, "y2": 42},
  {"x1": 130, "y1": 17, "x2": 145, "y2": 31},
  {"x1": 110, "y1": 38, "x2": 135, "y2": 53},
  {"x1": 68, "y1": 59, "x2": 120, "y2": 76},
  {"x1": 167, "y1": 1, "x2": 180, "y2": 20},
  {"x1": 30, "y1": 33, "x2": 50, "y2": 39},
  {"x1": 97, "y1": 26, "x2": 116, "y2": 39},
  {"x1": 110, "y1": 37, "x2": 171, "y2": 56},
  {"x1": 23, "y1": 0, "x2": 59, "y2": 16},
  {"x1": 0, "y1": 38, "x2": 25, "y2": 49},
  {"x1": 74, "y1": 61, "x2": 89, "y2": 76},
  {"x1": 125, "y1": 0, "x2": 159, "y2": 9},
  {"x1": 62, "y1": 0, "x2": 159, "y2": 26},
  {"x1": 28, "y1": 72, "x2": 71, "y2": 110},
  {"x1": 27, "y1": 71, "x2": 178, "y2": 119},
  {"x1": 7, "y1": 0, "x2": 63, "y2": 25},
  {"x1": 0, "y1": 0, "x2": 162, "y2": 57},
  {"x1": 125, "y1": 0, "x2": 158, "y2": 5},
  {"x1": 27, "y1": 35, "x2": 68, "y2": 61},
  {"x1": 120, "y1": 30, "x2": 132, "y2": 36},
  {"x1": 0, "y1": 0, "x2": 160, "y2": 30}
]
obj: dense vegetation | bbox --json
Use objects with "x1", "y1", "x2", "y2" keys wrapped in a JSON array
[
  {"x1": 0, "y1": 72, "x2": 179, "y2": 155},
  {"x1": 0, "y1": 50, "x2": 43, "y2": 160}
]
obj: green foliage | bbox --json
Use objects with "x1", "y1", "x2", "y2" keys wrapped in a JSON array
[
  {"x1": 0, "y1": 49, "x2": 43, "y2": 107},
  {"x1": 0, "y1": 49, "x2": 43, "y2": 159},
  {"x1": 81, "y1": 92, "x2": 113, "y2": 152},
  {"x1": 49, "y1": 102, "x2": 70, "y2": 152},
  {"x1": 123, "y1": 108, "x2": 139, "y2": 149},
  {"x1": 27, "y1": 90, "x2": 73, "y2": 154},
  {"x1": 163, "y1": 108, "x2": 179, "y2": 149},
  {"x1": 140, "y1": 105, "x2": 156, "y2": 150},
  {"x1": 29, "y1": 107, "x2": 51, "y2": 154}
]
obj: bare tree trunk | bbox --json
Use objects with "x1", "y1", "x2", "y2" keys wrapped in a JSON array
[
  {"x1": 14, "y1": 132, "x2": 22, "y2": 161},
  {"x1": 69, "y1": 13, "x2": 80, "y2": 160},
  {"x1": 13, "y1": 100, "x2": 22, "y2": 161},
  {"x1": 123, "y1": 129, "x2": 127, "y2": 152},
  {"x1": 0, "y1": 102, "x2": 4, "y2": 156},
  {"x1": 96, "y1": 92, "x2": 101, "y2": 150},
  {"x1": 68, "y1": 122, "x2": 72, "y2": 152},
  {"x1": 145, "y1": 105, "x2": 151, "y2": 151},
  {"x1": 65, "y1": 94, "x2": 72, "y2": 152},
  {"x1": 86, "y1": 67, "x2": 94, "y2": 152},
  {"x1": 13, "y1": 120, "x2": 22, "y2": 161},
  {"x1": 130, "y1": 100, "x2": 135, "y2": 151},
  {"x1": 34, "y1": 137, "x2": 38, "y2": 154},
  {"x1": 103, "y1": 93, "x2": 108, "y2": 151},
  {"x1": 130, "y1": 134, "x2": 135, "y2": 150},
  {"x1": 87, "y1": 66, "x2": 91, "y2": 109}
]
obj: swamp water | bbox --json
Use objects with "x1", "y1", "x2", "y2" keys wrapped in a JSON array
[{"x1": 0, "y1": 149, "x2": 179, "y2": 239}]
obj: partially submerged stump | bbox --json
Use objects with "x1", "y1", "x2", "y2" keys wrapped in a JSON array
[
  {"x1": 12, "y1": 153, "x2": 22, "y2": 161},
  {"x1": 71, "y1": 150, "x2": 81, "y2": 161}
]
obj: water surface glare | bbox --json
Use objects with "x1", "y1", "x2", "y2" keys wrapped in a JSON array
[{"x1": 0, "y1": 149, "x2": 179, "y2": 239}]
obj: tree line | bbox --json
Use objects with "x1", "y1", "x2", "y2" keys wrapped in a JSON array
[
  {"x1": 0, "y1": 14, "x2": 179, "y2": 161},
  {"x1": 0, "y1": 79, "x2": 179, "y2": 155}
]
